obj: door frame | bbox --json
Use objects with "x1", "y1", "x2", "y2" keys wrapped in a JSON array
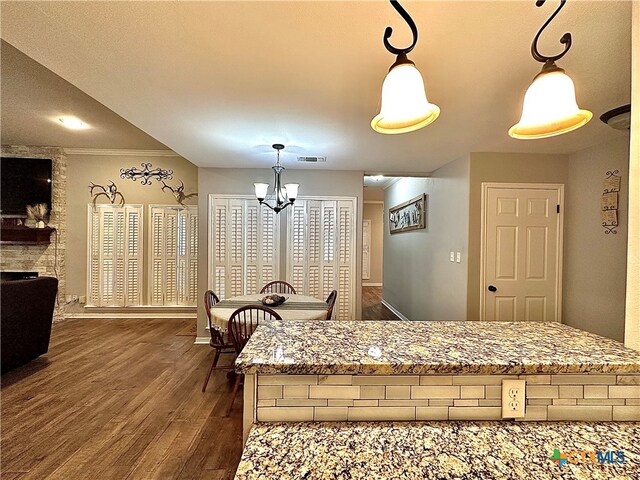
[{"x1": 479, "y1": 182, "x2": 565, "y2": 321}]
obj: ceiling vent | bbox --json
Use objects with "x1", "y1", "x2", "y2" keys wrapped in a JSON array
[
  {"x1": 297, "y1": 156, "x2": 327, "y2": 163},
  {"x1": 600, "y1": 104, "x2": 631, "y2": 131}
]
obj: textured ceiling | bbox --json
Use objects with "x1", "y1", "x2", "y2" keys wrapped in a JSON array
[
  {"x1": 0, "y1": 40, "x2": 167, "y2": 150},
  {"x1": 0, "y1": 1, "x2": 632, "y2": 172}
]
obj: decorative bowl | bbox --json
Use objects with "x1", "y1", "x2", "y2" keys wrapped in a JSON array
[{"x1": 260, "y1": 294, "x2": 287, "y2": 307}]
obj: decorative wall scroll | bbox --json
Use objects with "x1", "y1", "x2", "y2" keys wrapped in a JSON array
[
  {"x1": 161, "y1": 180, "x2": 198, "y2": 206},
  {"x1": 89, "y1": 181, "x2": 125, "y2": 208},
  {"x1": 120, "y1": 162, "x2": 173, "y2": 185},
  {"x1": 601, "y1": 170, "x2": 620, "y2": 234},
  {"x1": 389, "y1": 193, "x2": 427, "y2": 234}
]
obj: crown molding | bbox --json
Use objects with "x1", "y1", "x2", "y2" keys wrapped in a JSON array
[{"x1": 64, "y1": 148, "x2": 179, "y2": 157}]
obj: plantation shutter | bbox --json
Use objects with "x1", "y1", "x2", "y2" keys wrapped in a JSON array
[
  {"x1": 210, "y1": 197, "x2": 279, "y2": 298},
  {"x1": 148, "y1": 205, "x2": 198, "y2": 306},
  {"x1": 87, "y1": 204, "x2": 143, "y2": 307},
  {"x1": 286, "y1": 198, "x2": 356, "y2": 319}
]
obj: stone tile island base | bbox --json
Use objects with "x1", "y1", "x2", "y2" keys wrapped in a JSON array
[
  {"x1": 235, "y1": 421, "x2": 640, "y2": 480},
  {"x1": 244, "y1": 374, "x2": 640, "y2": 434}
]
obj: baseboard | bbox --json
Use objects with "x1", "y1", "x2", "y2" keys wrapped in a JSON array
[
  {"x1": 381, "y1": 299, "x2": 409, "y2": 321},
  {"x1": 195, "y1": 336, "x2": 210, "y2": 345},
  {"x1": 363, "y1": 283, "x2": 383, "y2": 287},
  {"x1": 65, "y1": 312, "x2": 197, "y2": 319}
]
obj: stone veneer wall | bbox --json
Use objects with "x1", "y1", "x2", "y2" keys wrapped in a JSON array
[
  {"x1": 1, "y1": 146, "x2": 67, "y2": 321},
  {"x1": 251, "y1": 374, "x2": 640, "y2": 423}
]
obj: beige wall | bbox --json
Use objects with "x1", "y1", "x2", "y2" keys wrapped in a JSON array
[
  {"x1": 363, "y1": 202, "x2": 383, "y2": 285},
  {"x1": 197, "y1": 168, "x2": 364, "y2": 338},
  {"x1": 467, "y1": 152, "x2": 569, "y2": 320},
  {"x1": 364, "y1": 186, "x2": 385, "y2": 201},
  {"x1": 383, "y1": 156, "x2": 470, "y2": 320},
  {"x1": 65, "y1": 153, "x2": 198, "y2": 301},
  {"x1": 625, "y1": 2, "x2": 639, "y2": 350},
  {"x1": 563, "y1": 137, "x2": 630, "y2": 341}
]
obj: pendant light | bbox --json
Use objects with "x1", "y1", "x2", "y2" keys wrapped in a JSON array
[
  {"x1": 509, "y1": 0, "x2": 592, "y2": 139},
  {"x1": 371, "y1": 0, "x2": 440, "y2": 134},
  {"x1": 254, "y1": 144, "x2": 299, "y2": 214}
]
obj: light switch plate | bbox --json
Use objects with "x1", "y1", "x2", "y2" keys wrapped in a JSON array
[
  {"x1": 502, "y1": 379, "x2": 526, "y2": 418},
  {"x1": 450, "y1": 251, "x2": 455, "y2": 262},
  {"x1": 456, "y1": 252, "x2": 461, "y2": 263}
]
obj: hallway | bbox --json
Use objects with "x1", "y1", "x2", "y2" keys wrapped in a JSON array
[{"x1": 361, "y1": 286, "x2": 399, "y2": 320}]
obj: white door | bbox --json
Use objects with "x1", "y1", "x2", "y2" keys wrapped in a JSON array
[
  {"x1": 362, "y1": 219, "x2": 371, "y2": 280},
  {"x1": 481, "y1": 183, "x2": 564, "y2": 321}
]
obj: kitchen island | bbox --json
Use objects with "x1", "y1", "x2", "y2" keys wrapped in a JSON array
[{"x1": 236, "y1": 321, "x2": 640, "y2": 440}]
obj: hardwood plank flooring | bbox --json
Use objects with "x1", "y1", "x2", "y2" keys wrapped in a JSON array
[
  {"x1": 1, "y1": 318, "x2": 243, "y2": 480},
  {"x1": 361, "y1": 287, "x2": 399, "y2": 320}
]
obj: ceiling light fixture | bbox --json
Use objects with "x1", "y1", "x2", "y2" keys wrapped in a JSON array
[
  {"x1": 57, "y1": 115, "x2": 90, "y2": 130},
  {"x1": 509, "y1": 0, "x2": 592, "y2": 140},
  {"x1": 371, "y1": 0, "x2": 439, "y2": 134},
  {"x1": 254, "y1": 144, "x2": 299, "y2": 214}
]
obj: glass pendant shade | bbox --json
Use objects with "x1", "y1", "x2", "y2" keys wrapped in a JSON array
[
  {"x1": 509, "y1": 67, "x2": 592, "y2": 139},
  {"x1": 284, "y1": 183, "x2": 299, "y2": 201},
  {"x1": 254, "y1": 183, "x2": 269, "y2": 201},
  {"x1": 371, "y1": 63, "x2": 440, "y2": 134}
]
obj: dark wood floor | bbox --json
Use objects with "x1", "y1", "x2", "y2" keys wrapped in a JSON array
[
  {"x1": 1, "y1": 318, "x2": 243, "y2": 480},
  {"x1": 361, "y1": 286, "x2": 399, "y2": 320}
]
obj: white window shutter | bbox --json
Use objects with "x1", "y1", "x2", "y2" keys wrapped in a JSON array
[
  {"x1": 148, "y1": 205, "x2": 198, "y2": 306},
  {"x1": 213, "y1": 200, "x2": 228, "y2": 299},
  {"x1": 287, "y1": 202, "x2": 307, "y2": 294},
  {"x1": 88, "y1": 204, "x2": 143, "y2": 307},
  {"x1": 229, "y1": 200, "x2": 244, "y2": 297}
]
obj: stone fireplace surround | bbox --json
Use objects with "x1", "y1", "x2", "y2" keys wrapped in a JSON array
[{"x1": 0, "y1": 145, "x2": 67, "y2": 321}]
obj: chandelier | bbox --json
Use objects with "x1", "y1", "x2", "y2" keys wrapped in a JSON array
[
  {"x1": 509, "y1": 0, "x2": 592, "y2": 139},
  {"x1": 254, "y1": 144, "x2": 299, "y2": 213},
  {"x1": 371, "y1": 0, "x2": 440, "y2": 134}
]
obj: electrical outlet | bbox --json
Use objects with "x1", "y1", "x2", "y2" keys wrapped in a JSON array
[{"x1": 502, "y1": 379, "x2": 526, "y2": 418}]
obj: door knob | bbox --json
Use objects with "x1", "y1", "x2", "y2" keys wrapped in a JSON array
[{"x1": 488, "y1": 285, "x2": 497, "y2": 292}]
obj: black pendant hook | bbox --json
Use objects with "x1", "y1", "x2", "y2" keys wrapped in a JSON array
[
  {"x1": 531, "y1": 0, "x2": 572, "y2": 64},
  {"x1": 383, "y1": 0, "x2": 418, "y2": 56}
]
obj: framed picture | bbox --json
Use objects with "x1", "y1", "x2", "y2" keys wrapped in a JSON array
[{"x1": 389, "y1": 193, "x2": 427, "y2": 234}]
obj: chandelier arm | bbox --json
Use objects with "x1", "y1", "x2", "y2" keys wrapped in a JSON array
[
  {"x1": 259, "y1": 200, "x2": 276, "y2": 212},
  {"x1": 530, "y1": 0, "x2": 572, "y2": 64},
  {"x1": 383, "y1": 0, "x2": 418, "y2": 56}
]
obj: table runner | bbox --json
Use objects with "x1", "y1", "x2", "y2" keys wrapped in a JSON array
[{"x1": 213, "y1": 300, "x2": 328, "y2": 311}]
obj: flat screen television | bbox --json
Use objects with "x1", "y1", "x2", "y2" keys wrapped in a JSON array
[{"x1": 0, "y1": 157, "x2": 53, "y2": 217}]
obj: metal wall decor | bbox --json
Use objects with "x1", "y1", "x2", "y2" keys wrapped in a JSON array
[
  {"x1": 120, "y1": 162, "x2": 173, "y2": 185},
  {"x1": 161, "y1": 180, "x2": 198, "y2": 206},
  {"x1": 389, "y1": 193, "x2": 426, "y2": 234},
  {"x1": 601, "y1": 170, "x2": 621, "y2": 235},
  {"x1": 89, "y1": 181, "x2": 125, "y2": 208}
]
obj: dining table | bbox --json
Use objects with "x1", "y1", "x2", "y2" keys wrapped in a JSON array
[{"x1": 209, "y1": 293, "x2": 329, "y2": 330}]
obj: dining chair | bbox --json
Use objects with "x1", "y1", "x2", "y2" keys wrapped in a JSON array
[
  {"x1": 202, "y1": 290, "x2": 235, "y2": 393},
  {"x1": 260, "y1": 280, "x2": 297, "y2": 295},
  {"x1": 325, "y1": 290, "x2": 338, "y2": 320},
  {"x1": 226, "y1": 305, "x2": 282, "y2": 416}
]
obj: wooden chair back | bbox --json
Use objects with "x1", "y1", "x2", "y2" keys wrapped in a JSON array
[
  {"x1": 325, "y1": 290, "x2": 338, "y2": 320},
  {"x1": 204, "y1": 290, "x2": 224, "y2": 346},
  {"x1": 228, "y1": 305, "x2": 282, "y2": 354},
  {"x1": 260, "y1": 280, "x2": 297, "y2": 295}
]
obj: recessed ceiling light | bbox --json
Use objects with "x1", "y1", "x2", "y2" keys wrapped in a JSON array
[{"x1": 57, "y1": 116, "x2": 90, "y2": 130}]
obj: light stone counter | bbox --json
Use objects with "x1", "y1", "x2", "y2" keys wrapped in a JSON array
[
  {"x1": 236, "y1": 321, "x2": 640, "y2": 375},
  {"x1": 235, "y1": 421, "x2": 640, "y2": 480}
]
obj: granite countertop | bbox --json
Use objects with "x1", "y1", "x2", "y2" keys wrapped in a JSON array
[
  {"x1": 235, "y1": 421, "x2": 640, "y2": 480},
  {"x1": 235, "y1": 320, "x2": 640, "y2": 375}
]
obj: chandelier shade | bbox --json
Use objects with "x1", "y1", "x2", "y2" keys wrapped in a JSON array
[
  {"x1": 371, "y1": 61, "x2": 440, "y2": 134},
  {"x1": 509, "y1": 65, "x2": 592, "y2": 139}
]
